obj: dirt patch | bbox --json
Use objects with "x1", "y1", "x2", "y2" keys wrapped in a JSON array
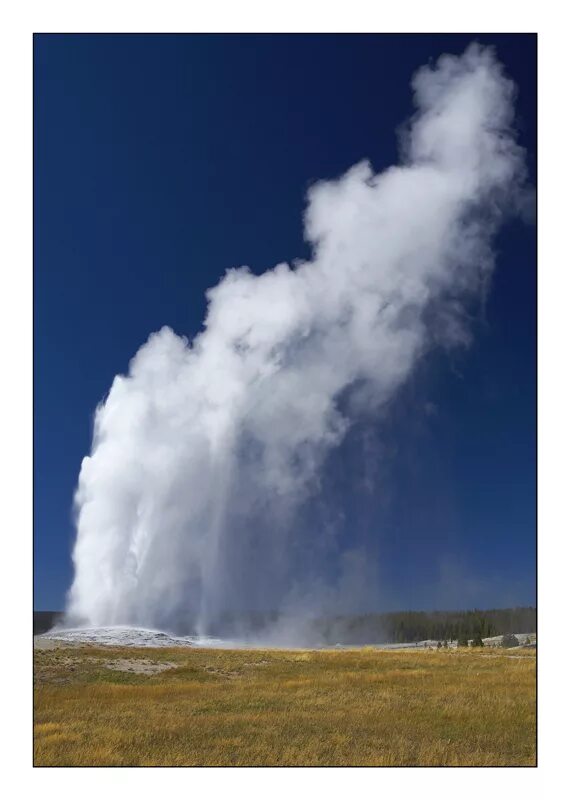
[
  {"x1": 505, "y1": 655, "x2": 535, "y2": 660},
  {"x1": 34, "y1": 636, "x2": 75, "y2": 650},
  {"x1": 481, "y1": 653, "x2": 535, "y2": 660},
  {"x1": 34, "y1": 634, "x2": 184, "y2": 670},
  {"x1": 103, "y1": 659, "x2": 177, "y2": 675}
]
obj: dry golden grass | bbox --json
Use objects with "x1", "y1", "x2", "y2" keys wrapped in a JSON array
[{"x1": 34, "y1": 645, "x2": 536, "y2": 766}]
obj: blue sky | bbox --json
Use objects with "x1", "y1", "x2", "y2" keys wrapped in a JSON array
[{"x1": 34, "y1": 34, "x2": 536, "y2": 611}]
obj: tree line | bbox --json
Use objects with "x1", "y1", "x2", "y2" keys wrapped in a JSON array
[
  {"x1": 313, "y1": 607, "x2": 537, "y2": 645},
  {"x1": 34, "y1": 606, "x2": 537, "y2": 644}
]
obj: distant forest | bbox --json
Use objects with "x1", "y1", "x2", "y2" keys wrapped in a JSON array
[
  {"x1": 34, "y1": 607, "x2": 537, "y2": 643},
  {"x1": 312, "y1": 607, "x2": 537, "y2": 645},
  {"x1": 214, "y1": 607, "x2": 537, "y2": 644}
]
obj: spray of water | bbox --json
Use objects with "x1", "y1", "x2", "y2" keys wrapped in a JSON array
[{"x1": 66, "y1": 45, "x2": 528, "y2": 641}]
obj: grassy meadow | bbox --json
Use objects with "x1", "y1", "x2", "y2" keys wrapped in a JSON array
[{"x1": 34, "y1": 645, "x2": 536, "y2": 766}]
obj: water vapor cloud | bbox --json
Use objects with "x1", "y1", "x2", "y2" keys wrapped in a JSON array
[{"x1": 67, "y1": 45, "x2": 529, "y2": 639}]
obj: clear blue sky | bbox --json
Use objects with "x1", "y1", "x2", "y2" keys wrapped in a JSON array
[{"x1": 34, "y1": 34, "x2": 536, "y2": 612}]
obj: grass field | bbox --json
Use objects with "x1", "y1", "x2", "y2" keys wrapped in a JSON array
[{"x1": 34, "y1": 645, "x2": 536, "y2": 766}]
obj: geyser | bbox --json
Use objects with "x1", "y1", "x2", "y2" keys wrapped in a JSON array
[{"x1": 67, "y1": 45, "x2": 529, "y2": 640}]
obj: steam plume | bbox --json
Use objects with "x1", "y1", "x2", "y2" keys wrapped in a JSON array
[{"x1": 67, "y1": 45, "x2": 528, "y2": 637}]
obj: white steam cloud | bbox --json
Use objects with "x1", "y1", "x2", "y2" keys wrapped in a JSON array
[{"x1": 67, "y1": 45, "x2": 528, "y2": 637}]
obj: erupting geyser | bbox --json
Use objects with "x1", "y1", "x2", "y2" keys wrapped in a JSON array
[{"x1": 66, "y1": 45, "x2": 529, "y2": 640}]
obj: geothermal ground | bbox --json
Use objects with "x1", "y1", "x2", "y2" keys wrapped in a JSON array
[
  {"x1": 34, "y1": 625, "x2": 537, "y2": 651},
  {"x1": 34, "y1": 636, "x2": 536, "y2": 766},
  {"x1": 36, "y1": 626, "x2": 232, "y2": 649}
]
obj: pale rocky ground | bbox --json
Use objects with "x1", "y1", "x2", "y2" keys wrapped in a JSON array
[
  {"x1": 34, "y1": 637, "x2": 74, "y2": 650},
  {"x1": 378, "y1": 633, "x2": 537, "y2": 650},
  {"x1": 34, "y1": 648, "x2": 178, "y2": 674},
  {"x1": 97, "y1": 658, "x2": 177, "y2": 674},
  {"x1": 34, "y1": 629, "x2": 537, "y2": 651}
]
